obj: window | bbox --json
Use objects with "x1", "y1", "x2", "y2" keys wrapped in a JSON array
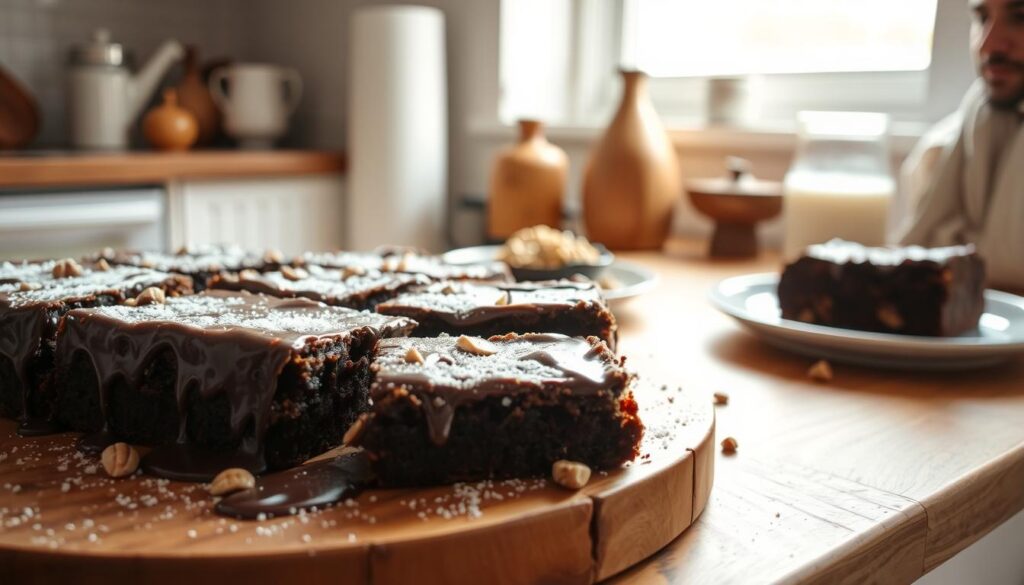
[
  {"x1": 624, "y1": 0, "x2": 937, "y2": 78},
  {"x1": 498, "y1": 0, "x2": 973, "y2": 131}
]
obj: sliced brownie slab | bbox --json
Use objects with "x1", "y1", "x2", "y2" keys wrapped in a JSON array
[
  {"x1": 298, "y1": 250, "x2": 513, "y2": 283},
  {"x1": 0, "y1": 258, "x2": 192, "y2": 423},
  {"x1": 375, "y1": 280, "x2": 617, "y2": 348},
  {"x1": 51, "y1": 290, "x2": 414, "y2": 479},
  {"x1": 210, "y1": 265, "x2": 429, "y2": 310},
  {"x1": 97, "y1": 244, "x2": 274, "y2": 291},
  {"x1": 350, "y1": 333, "x2": 643, "y2": 486}
]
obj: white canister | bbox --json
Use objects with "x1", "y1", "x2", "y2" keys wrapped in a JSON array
[{"x1": 209, "y1": 64, "x2": 303, "y2": 149}]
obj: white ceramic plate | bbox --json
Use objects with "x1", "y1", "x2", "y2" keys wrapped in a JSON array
[
  {"x1": 442, "y1": 245, "x2": 658, "y2": 304},
  {"x1": 709, "y1": 272, "x2": 1024, "y2": 370}
]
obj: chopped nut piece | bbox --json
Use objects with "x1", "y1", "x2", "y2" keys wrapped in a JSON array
[
  {"x1": 239, "y1": 269, "x2": 261, "y2": 280},
  {"x1": 280, "y1": 265, "x2": 308, "y2": 281},
  {"x1": 263, "y1": 249, "x2": 284, "y2": 264},
  {"x1": 135, "y1": 287, "x2": 166, "y2": 306},
  {"x1": 876, "y1": 304, "x2": 904, "y2": 330},
  {"x1": 807, "y1": 360, "x2": 833, "y2": 382},
  {"x1": 101, "y1": 442, "x2": 139, "y2": 478},
  {"x1": 440, "y1": 283, "x2": 457, "y2": 295},
  {"x1": 175, "y1": 245, "x2": 190, "y2": 255},
  {"x1": 17, "y1": 282, "x2": 40, "y2": 292},
  {"x1": 341, "y1": 265, "x2": 366, "y2": 280},
  {"x1": 713, "y1": 391, "x2": 729, "y2": 406},
  {"x1": 455, "y1": 335, "x2": 498, "y2": 356},
  {"x1": 552, "y1": 460, "x2": 591, "y2": 489},
  {"x1": 210, "y1": 468, "x2": 256, "y2": 496},
  {"x1": 51, "y1": 258, "x2": 83, "y2": 279},
  {"x1": 122, "y1": 298, "x2": 137, "y2": 307},
  {"x1": 495, "y1": 291, "x2": 510, "y2": 306},
  {"x1": 720, "y1": 436, "x2": 738, "y2": 454},
  {"x1": 94, "y1": 258, "x2": 111, "y2": 271},
  {"x1": 404, "y1": 346, "x2": 425, "y2": 364},
  {"x1": 343, "y1": 415, "x2": 367, "y2": 445}
]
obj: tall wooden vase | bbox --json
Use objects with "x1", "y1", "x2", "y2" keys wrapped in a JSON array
[
  {"x1": 582, "y1": 70, "x2": 681, "y2": 250},
  {"x1": 488, "y1": 119, "x2": 568, "y2": 240}
]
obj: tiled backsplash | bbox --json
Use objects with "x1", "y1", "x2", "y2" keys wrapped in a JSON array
[{"x1": 0, "y1": 0, "x2": 247, "y2": 147}]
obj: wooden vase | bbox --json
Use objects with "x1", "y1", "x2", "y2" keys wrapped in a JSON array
[
  {"x1": 582, "y1": 70, "x2": 681, "y2": 250},
  {"x1": 488, "y1": 119, "x2": 568, "y2": 240},
  {"x1": 175, "y1": 46, "x2": 220, "y2": 146}
]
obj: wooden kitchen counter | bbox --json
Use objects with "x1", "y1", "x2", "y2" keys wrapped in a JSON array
[
  {"x1": 609, "y1": 239, "x2": 1024, "y2": 584},
  {"x1": 0, "y1": 150, "x2": 347, "y2": 188}
]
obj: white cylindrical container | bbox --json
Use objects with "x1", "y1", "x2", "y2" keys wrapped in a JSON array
[
  {"x1": 782, "y1": 111, "x2": 894, "y2": 260},
  {"x1": 348, "y1": 6, "x2": 448, "y2": 251}
]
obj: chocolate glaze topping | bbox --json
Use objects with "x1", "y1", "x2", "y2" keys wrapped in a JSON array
[
  {"x1": 99, "y1": 244, "x2": 268, "y2": 275},
  {"x1": 0, "y1": 260, "x2": 190, "y2": 424},
  {"x1": 376, "y1": 280, "x2": 608, "y2": 327},
  {"x1": 215, "y1": 449, "x2": 373, "y2": 519},
  {"x1": 298, "y1": 250, "x2": 512, "y2": 283},
  {"x1": 211, "y1": 265, "x2": 428, "y2": 310},
  {"x1": 55, "y1": 291, "x2": 413, "y2": 480},
  {"x1": 370, "y1": 333, "x2": 628, "y2": 445},
  {"x1": 807, "y1": 239, "x2": 978, "y2": 267}
]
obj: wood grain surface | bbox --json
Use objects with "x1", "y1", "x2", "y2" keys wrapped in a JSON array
[
  {"x1": 0, "y1": 150, "x2": 346, "y2": 188},
  {"x1": 0, "y1": 376, "x2": 714, "y2": 584},
  {"x1": 604, "y1": 239, "x2": 1024, "y2": 584}
]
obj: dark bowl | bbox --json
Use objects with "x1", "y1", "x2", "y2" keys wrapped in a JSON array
[{"x1": 508, "y1": 244, "x2": 615, "y2": 282}]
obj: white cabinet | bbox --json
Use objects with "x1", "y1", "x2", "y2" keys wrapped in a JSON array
[{"x1": 168, "y1": 175, "x2": 345, "y2": 255}]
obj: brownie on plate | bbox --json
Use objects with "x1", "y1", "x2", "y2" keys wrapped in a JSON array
[
  {"x1": 209, "y1": 265, "x2": 429, "y2": 311},
  {"x1": 778, "y1": 239, "x2": 986, "y2": 336},
  {"x1": 0, "y1": 259, "x2": 192, "y2": 422},
  {"x1": 349, "y1": 333, "x2": 643, "y2": 486},
  {"x1": 375, "y1": 280, "x2": 617, "y2": 348},
  {"x1": 50, "y1": 290, "x2": 414, "y2": 477}
]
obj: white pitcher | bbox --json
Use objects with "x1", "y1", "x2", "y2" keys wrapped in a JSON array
[
  {"x1": 67, "y1": 29, "x2": 184, "y2": 150},
  {"x1": 209, "y1": 64, "x2": 302, "y2": 149}
]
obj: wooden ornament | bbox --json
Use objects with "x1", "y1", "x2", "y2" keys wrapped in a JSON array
[
  {"x1": 582, "y1": 70, "x2": 681, "y2": 251},
  {"x1": 143, "y1": 89, "x2": 199, "y2": 152},
  {"x1": 488, "y1": 119, "x2": 568, "y2": 240}
]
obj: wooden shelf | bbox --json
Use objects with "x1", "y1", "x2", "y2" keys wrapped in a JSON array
[{"x1": 0, "y1": 150, "x2": 347, "y2": 189}]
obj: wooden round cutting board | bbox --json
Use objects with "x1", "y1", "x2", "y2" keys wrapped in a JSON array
[{"x1": 0, "y1": 382, "x2": 714, "y2": 585}]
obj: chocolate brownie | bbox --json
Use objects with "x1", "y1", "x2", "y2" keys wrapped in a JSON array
[
  {"x1": 298, "y1": 250, "x2": 513, "y2": 283},
  {"x1": 98, "y1": 244, "x2": 275, "y2": 291},
  {"x1": 0, "y1": 259, "x2": 192, "y2": 422},
  {"x1": 778, "y1": 239, "x2": 986, "y2": 336},
  {"x1": 209, "y1": 265, "x2": 429, "y2": 311},
  {"x1": 349, "y1": 333, "x2": 643, "y2": 486},
  {"x1": 375, "y1": 280, "x2": 617, "y2": 348},
  {"x1": 50, "y1": 290, "x2": 415, "y2": 479}
]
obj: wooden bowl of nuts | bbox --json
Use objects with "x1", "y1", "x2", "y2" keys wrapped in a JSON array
[{"x1": 496, "y1": 225, "x2": 614, "y2": 281}]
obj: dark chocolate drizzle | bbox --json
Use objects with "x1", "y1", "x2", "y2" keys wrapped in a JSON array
[
  {"x1": 16, "y1": 417, "x2": 63, "y2": 437},
  {"x1": 375, "y1": 280, "x2": 607, "y2": 328},
  {"x1": 54, "y1": 291, "x2": 409, "y2": 480},
  {"x1": 370, "y1": 333, "x2": 627, "y2": 446},
  {"x1": 211, "y1": 266, "x2": 428, "y2": 310},
  {"x1": 215, "y1": 449, "x2": 373, "y2": 519},
  {"x1": 0, "y1": 260, "x2": 187, "y2": 423},
  {"x1": 298, "y1": 250, "x2": 512, "y2": 283},
  {"x1": 143, "y1": 444, "x2": 267, "y2": 483}
]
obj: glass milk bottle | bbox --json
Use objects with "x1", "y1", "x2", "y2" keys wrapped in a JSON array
[{"x1": 782, "y1": 111, "x2": 895, "y2": 259}]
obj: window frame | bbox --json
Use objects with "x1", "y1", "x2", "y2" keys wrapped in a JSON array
[{"x1": 540, "y1": 0, "x2": 975, "y2": 131}]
